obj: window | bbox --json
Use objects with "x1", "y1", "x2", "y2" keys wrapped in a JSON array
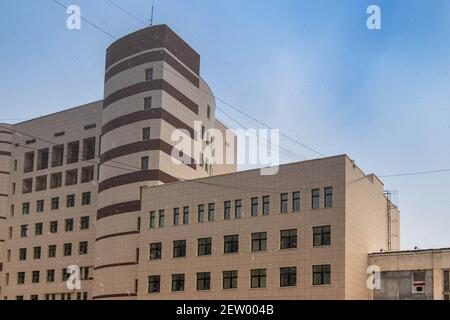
[
  {"x1": 207, "y1": 105, "x2": 211, "y2": 120},
  {"x1": 251, "y1": 197, "x2": 258, "y2": 217},
  {"x1": 64, "y1": 243, "x2": 72, "y2": 256},
  {"x1": 12, "y1": 182, "x2": 16, "y2": 195},
  {"x1": 313, "y1": 265, "x2": 331, "y2": 286},
  {"x1": 281, "y1": 229, "x2": 297, "y2": 249},
  {"x1": 66, "y1": 194, "x2": 75, "y2": 208},
  {"x1": 10, "y1": 204, "x2": 14, "y2": 217},
  {"x1": 280, "y1": 193, "x2": 288, "y2": 213},
  {"x1": 313, "y1": 226, "x2": 331, "y2": 247},
  {"x1": 280, "y1": 267, "x2": 297, "y2": 287},
  {"x1": 22, "y1": 202, "x2": 30, "y2": 215},
  {"x1": 67, "y1": 141, "x2": 79, "y2": 164},
  {"x1": 20, "y1": 225, "x2": 28, "y2": 238},
  {"x1": 80, "y1": 267, "x2": 90, "y2": 280},
  {"x1": 19, "y1": 248, "x2": 27, "y2": 261},
  {"x1": 22, "y1": 178, "x2": 32, "y2": 194},
  {"x1": 224, "y1": 201, "x2": 231, "y2": 220},
  {"x1": 183, "y1": 207, "x2": 189, "y2": 225},
  {"x1": 223, "y1": 271, "x2": 238, "y2": 289},
  {"x1": 148, "y1": 275, "x2": 160, "y2": 293},
  {"x1": 82, "y1": 137, "x2": 96, "y2": 161},
  {"x1": 197, "y1": 272, "x2": 211, "y2": 291},
  {"x1": 17, "y1": 272, "x2": 25, "y2": 285},
  {"x1": 51, "y1": 145, "x2": 64, "y2": 167},
  {"x1": 173, "y1": 208, "x2": 180, "y2": 226},
  {"x1": 16, "y1": 296, "x2": 24, "y2": 300},
  {"x1": 35, "y1": 223, "x2": 43, "y2": 236},
  {"x1": 145, "y1": 68, "x2": 154, "y2": 81},
  {"x1": 252, "y1": 232, "x2": 267, "y2": 252},
  {"x1": 36, "y1": 200, "x2": 44, "y2": 212},
  {"x1": 80, "y1": 216, "x2": 90, "y2": 230},
  {"x1": 24, "y1": 151, "x2": 34, "y2": 173},
  {"x1": 235, "y1": 199, "x2": 242, "y2": 219},
  {"x1": 208, "y1": 203, "x2": 215, "y2": 221},
  {"x1": 65, "y1": 219, "x2": 74, "y2": 232},
  {"x1": 262, "y1": 196, "x2": 270, "y2": 215},
  {"x1": 82, "y1": 192, "x2": 91, "y2": 206},
  {"x1": 32, "y1": 271, "x2": 40, "y2": 283},
  {"x1": 51, "y1": 197, "x2": 59, "y2": 210},
  {"x1": 293, "y1": 192, "x2": 300, "y2": 212},
  {"x1": 79, "y1": 241, "x2": 88, "y2": 255},
  {"x1": 50, "y1": 172, "x2": 62, "y2": 189},
  {"x1": 158, "y1": 210, "x2": 165, "y2": 228},
  {"x1": 81, "y1": 166, "x2": 94, "y2": 183},
  {"x1": 31, "y1": 295, "x2": 39, "y2": 300},
  {"x1": 48, "y1": 245, "x2": 57, "y2": 258},
  {"x1": 47, "y1": 270, "x2": 55, "y2": 283},
  {"x1": 149, "y1": 242, "x2": 162, "y2": 260},
  {"x1": 324, "y1": 187, "x2": 333, "y2": 208},
  {"x1": 198, "y1": 204, "x2": 205, "y2": 223},
  {"x1": 224, "y1": 235, "x2": 239, "y2": 254},
  {"x1": 37, "y1": 148, "x2": 49, "y2": 170},
  {"x1": 312, "y1": 189, "x2": 320, "y2": 209},
  {"x1": 173, "y1": 240, "x2": 186, "y2": 258},
  {"x1": 444, "y1": 270, "x2": 449, "y2": 293},
  {"x1": 34, "y1": 247, "x2": 41, "y2": 259},
  {"x1": 149, "y1": 211, "x2": 156, "y2": 229},
  {"x1": 251, "y1": 269, "x2": 266, "y2": 288},
  {"x1": 35, "y1": 175, "x2": 47, "y2": 191},
  {"x1": 65, "y1": 169, "x2": 78, "y2": 186},
  {"x1": 171, "y1": 274, "x2": 185, "y2": 292},
  {"x1": 144, "y1": 97, "x2": 152, "y2": 110},
  {"x1": 142, "y1": 127, "x2": 151, "y2": 141},
  {"x1": 62, "y1": 269, "x2": 70, "y2": 281},
  {"x1": 141, "y1": 156, "x2": 149, "y2": 170},
  {"x1": 198, "y1": 237, "x2": 212, "y2": 256},
  {"x1": 50, "y1": 221, "x2": 58, "y2": 234}
]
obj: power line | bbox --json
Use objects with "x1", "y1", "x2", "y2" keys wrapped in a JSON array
[
  {"x1": 380, "y1": 168, "x2": 450, "y2": 178},
  {"x1": 104, "y1": 0, "x2": 148, "y2": 26}
]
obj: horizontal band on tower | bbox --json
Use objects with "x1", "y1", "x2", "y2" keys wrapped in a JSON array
[
  {"x1": 0, "y1": 131, "x2": 13, "y2": 135},
  {"x1": 0, "y1": 171, "x2": 10, "y2": 175},
  {"x1": 0, "y1": 140, "x2": 12, "y2": 145},
  {"x1": 95, "y1": 230, "x2": 140, "y2": 242},
  {"x1": 0, "y1": 151, "x2": 11, "y2": 156},
  {"x1": 94, "y1": 261, "x2": 138, "y2": 271},
  {"x1": 97, "y1": 200, "x2": 142, "y2": 220},
  {"x1": 92, "y1": 293, "x2": 138, "y2": 300},
  {"x1": 103, "y1": 79, "x2": 198, "y2": 115}
]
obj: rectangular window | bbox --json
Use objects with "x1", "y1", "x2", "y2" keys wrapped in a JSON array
[
  {"x1": 65, "y1": 169, "x2": 78, "y2": 186},
  {"x1": 173, "y1": 240, "x2": 186, "y2": 258},
  {"x1": 324, "y1": 187, "x2": 333, "y2": 208},
  {"x1": 35, "y1": 175, "x2": 47, "y2": 191},
  {"x1": 35, "y1": 223, "x2": 43, "y2": 236},
  {"x1": 51, "y1": 145, "x2": 64, "y2": 167},
  {"x1": 33, "y1": 247, "x2": 41, "y2": 260},
  {"x1": 444, "y1": 270, "x2": 449, "y2": 293},
  {"x1": 47, "y1": 270, "x2": 55, "y2": 283},
  {"x1": 198, "y1": 204, "x2": 205, "y2": 223},
  {"x1": 292, "y1": 192, "x2": 300, "y2": 212},
  {"x1": 313, "y1": 265, "x2": 331, "y2": 286},
  {"x1": 281, "y1": 229, "x2": 297, "y2": 249},
  {"x1": 280, "y1": 193, "x2": 288, "y2": 213},
  {"x1": 312, "y1": 189, "x2": 320, "y2": 209},
  {"x1": 223, "y1": 271, "x2": 238, "y2": 289},
  {"x1": 207, "y1": 105, "x2": 211, "y2": 120},
  {"x1": 251, "y1": 269, "x2": 266, "y2": 288},
  {"x1": 64, "y1": 243, "x2": 72, "y2": 256},
  {"x1": 262, "y1": 196, "x2": 270, "y2": 215},
  {"x1": 22, "y1": 178, "x2": 32, "y2": 194},
  {"x1": 24, "y1": 151, "x2": 34, "y2": 173},
  {"x1": 224, "y1": 235, "x2": 239, "y2": 254},
  {"x1": 280, "y1": 267, "x2": 297, "y2": 287},
  {"x1": 251, "y1": 197, "x2": 258, "y2": 217},
  {"x1": 313, "y1": 226, "x2": 331, "y2": 246},
  {"x1": 50, "y1": 172, "x2": 62, "y2": 189},
  {"x1": 251, "y1": 232, "x2": 267, "y2": 252},
  {"x1": 144, "y1": 97, "x2": 152, "y2": 110},
  {"x1": 67, "y1": 141, "x2": 79, "y2": 164},
  {"x1": 173, "y1": 208, "x2": 180, "y2": 226},
  {"x1": 235, "y1": 199, "x2": 242, "y2": 219},
  {"x1": 183, "y1": 207, "x2": 189, "y2": 225},
  {"x1": 158, "y1": 210, "x2": 165, "y2": 228},
  {"x1": 149, "y1": 242, "x2": 162, "y2": 260},
  {"x1": 148, "y1": 275, "x2": 160, "y2": 293},
  {"x1": 198, "y1": 237, "x2": 212, "y2": 256},
  {"x1": 32, "y1": 271, "x2": 40, "y2": 283},
  {"x1": 62, "y1": 269, "x2": 70, "y2": 281},
  {"x1": 224, "y1": 201, "x2": 231, "y2": 220},
  {"x1": 81, "y1": 166, "x2": 94, "y2": 183},
  {"x1": 142, "y1": 127, "x2": 151, "y2": 141},
  {"x1": 17, "y1": 272, "x2": 25, "y2": 285},
  {"x1": 171, "y1": 274, "x2": 185, "y2": 292},
  {"x1": 36, "y1": 200, "x2": 44, "y2": 212},
  {"x1": 10, "y1": 204, "x2": 14, "y2": 217},
  {"x1": 19, "y1": 248, "x2": 27, "y2": 261},
  {"x1": 48, "y1": 245, "x2": 56, "y2": 258},
  {"x1": 66, "y1": 194, "x2": 75, "y2": 208},
  {"x1": 208, "y1": 203, "x2": 215, "y2": 221},
  {"x1": 197, "y1": 272, "x2": 211, "y2": 291},
  {"x1": 79, "y1": 241, "x2": 88, "y2": 255},
  {"x1": 80, "y1": 216, "x2": 90, "y2": 230},
  {"x1": 51, "y1": 197, "x2": 59, "y2": 210},
  {"x1": 36, "y1": 148, "x2": 49, "y2": 170},
  {"x1": 82, "y1": 137, "x2": 96, "y2": 161},
  {"x1": 20, "y1": 225, "x2": 28, "y2": 238},
  {"x1": 22, "y1": 202, "x2": 30, "y2": 215},
  {"x1": 82, "y1": 192, "x2": 91, "y2": 206},
  {"x1": 141, "y1": 156, "x2": 149, "y2": 170},
  {"x1": 149, "y1": 211, "x2": 156, "y2": 229},
  {"x1": 145, "y1": 68, "x2": 154, "y2": 81}
]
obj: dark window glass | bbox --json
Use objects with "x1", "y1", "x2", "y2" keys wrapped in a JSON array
[
  {"x1": 32, "y1": 271, "x2": 40, "y2": 283},
  {"x1": 22, "y1": 202, "x2": 30, "y2": 215},
  {"x1": 36, "y1": 200, "x2": 44, "y2": 213},
  {"x1": 172, "y1": 274, "x2": 185, "y2": 292},
  {"x1": 17, "y1": 272, "x2": 25, "y2": 285},
  {"x1": 312, "y1": 189, "x2": 320, "y2": 209},
  {"x1": 444, "y1": 270, "x2": 449, "y2": 292},
  {"x1": 19, "y1": 248, "x2": 27, "y2": 261},
  {"x1": 173, "y1": 240, "x2": 186, "y2": 258},
  {"x1": 235, "y1": 199, "x2": 242, "y2": 219},
  {"x1": 198, "y1": 204, "x2": 205, "y2": 223},
  {"x1": 63, "y1": 243, "x2": 72, "y2": 256},
  {"x1": 20, "y1": 224, "x2": 28, "y2": 237},
  {"x1": 50, "y1": 221, "x2": 58, "y2": 234},
  {"x1": 197, "y1": 272, "x2": 211, "y2": 291},
  {"x1": 262, "y1": 196, "x2": 270, "y2": 215},
  {"x1": 280, "y1": 267, "x2": 297, "y2": 287},
  {"x1": 251, "y1": 197, "x2": 258, "y2": 217},
  {"x1": 313, "y1": 226, "x2": 331, "y2": 246},
  {"x1": 51, "y1": 197, "x2": 59, "y2": 210},
  {"x1": 65, "y1": 218, "x2": 74, "y2": 232},
  {"x1": 224, "y1": 201, "x2": 231, "y2": 220},
  {"x1": 324, "y1": 187, "x2": 333, "y2": 208},
  {"x1": 66, "y1": 194, "x2": 75, "y2": 208},
  {"x1": 67, "y1": 141, "x2": 79, "y2": 164},
  {"x1": 145, "y1": 68, "x2": 154, "y2": 81},
  {"x1": 48, "y1": 245, "x2": 56, "y2": 258},
  {"x1": 313, "y1": 265, "x2": 331, "y2": 286},
  {"x1": 198, "y1": 237, "x2": 212, "y2": 256},
  {"x1": 142, "y1": 127, "x2": 151, "y2": 141},
  {"x1": 223, "y1": 271, "x2": 238, "y2": 289},
  {"x1": 33, "y1": 247, "x2": 41, "y2": 259},
  {"x1": 252, "y1": 232, "x2": 267, "y2": 252},
  {"x1": 150, "y1": 242, "x2": 162, "y2": 260},
  {"x1": 280, "y1": 193, "x2": 288, "y2": 213},
  {"x1": 148, "y1": 275, "x2": 160, "y2": 293},
  {"x1": 293, "y1": 192, "x2": 300, "y2": 212},
  {"x1": 159, "y1": 210, "x2": 165, "y2": 228},
  {"x1": 224, "y1": 235, "x2": 239, "y2": 254},
  {"x1": 80, "y1": 216, "x2": 90, "y2": 230},
  {"x1": 173, "y1": 208, "x2": 180, "y2": 226},
  {"x1": 144, "y1": 97, "x2": 152, "y2": 110},
  {"x1": 82, "y1": 192, "x2": 91, "y2": 206},
  {"x1": 82, "y1": 137, "x2": 96, "y2": 161},
  {"x1": 208, "y1": 203, "x2": 215, "y2": 221},
  {"x1": 47, "y1": 270, "x2": 55, "y2": 283},
  {"x1": 251, "y1": 269, "x2": 266, "y2": 288},
  {"x1": 141, "y1": 156, "x2": 149, "y2": 170},
  {"x1": 149, "y1": 211, "x2": 156, "y2": 229},
  {"x1": 79, "y1": 241, "x2": 88, "y2": 255},
  {"x1": 183, "y1": 207, "x2": 189, "y2": 225},
  {"x1": 35, "y1": 223, "x2": 43, "y2": 236},
  {"x1": 281, "y1": 229, "x2": 297, "y2": 249}
]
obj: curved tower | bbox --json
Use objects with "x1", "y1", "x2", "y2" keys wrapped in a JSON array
[{"x1": 94, "y1": 25, "x2": 220, "y2": 299}]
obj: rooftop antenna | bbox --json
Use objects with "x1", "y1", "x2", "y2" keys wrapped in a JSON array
[{"x1": 150, "y1": 0, "x2": 155, "y2": 26}]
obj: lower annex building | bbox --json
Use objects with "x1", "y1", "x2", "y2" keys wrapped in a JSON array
[{"x1": 0, "y1": 24, "x2": 448, "y2": 300}]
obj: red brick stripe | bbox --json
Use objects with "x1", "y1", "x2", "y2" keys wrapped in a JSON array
[{"x1": 97, "y1": 200, "x2": 141, "y2": 220}]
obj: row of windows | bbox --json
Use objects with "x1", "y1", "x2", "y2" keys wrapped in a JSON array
[
  {"x1": 149, "y1": 227, "x2": 331, "y2": 260},
  {"x1": 149, "y1": 188, "x2": 333, "y2": 228},
  {"x1": 8, "y1": 267, "x2": 90, "y2": 286},
  {"x1": 7, "y1": 241, "x2": 90, "y2": 262},
  {"x1": 148, "y1": 265, "x2": 332, "y2": 293},
  {"x1": 12, "y1": 292, "x2": 89, "y2": 301},
  {"x1": 12, "y1": 192, "x2": 91, "y2": 217}
]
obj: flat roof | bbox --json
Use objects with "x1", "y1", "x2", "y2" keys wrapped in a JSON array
[{"x1": 369, "y1": 247, "x2": 450, "y2": 257}]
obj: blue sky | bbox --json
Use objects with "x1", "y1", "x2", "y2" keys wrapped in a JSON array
[{"x1": 0, "y1": 0, "x2": 449, "y2": 249}]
